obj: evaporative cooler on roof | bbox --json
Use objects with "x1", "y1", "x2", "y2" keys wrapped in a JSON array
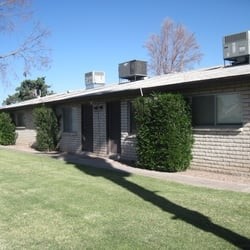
[
  {"x1": 223, "y1": 31, "x2": 250, "y2": 65},
  {"x1": 85, "y1": 71, "x2": 105, "y2": 89},
  {"x1": 118, "y1": 60, "x2": 147, "y2": 82}
]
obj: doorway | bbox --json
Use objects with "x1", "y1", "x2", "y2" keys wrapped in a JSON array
[{"x1": 82, "y1": 104, "x2": 93, "y2": 152}]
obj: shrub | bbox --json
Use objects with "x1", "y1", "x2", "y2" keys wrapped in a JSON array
[
  {"x1": 133, "y1": 92, "x2": 193, "y2": 172},
  {"x1": 33, "y1": 106, "x2": 59, "y2": 151},
  {"x1": 0, "y1": 112, "x2": 16, "y2": 145}
]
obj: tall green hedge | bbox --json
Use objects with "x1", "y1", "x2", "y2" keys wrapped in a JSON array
[
  {"x1": 33, "y1": 106, "x2": 59, "y2": 151},
  {"x1": 133, "y1": 93, "x2": 193, "y2": 172},
  {"x1": 0, "y1": 112, "x2": 16, "y2": 145}
]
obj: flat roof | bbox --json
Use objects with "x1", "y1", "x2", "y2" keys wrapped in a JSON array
[{"x1": 1, "y1": 64, "x2": 250, "y2": 110}]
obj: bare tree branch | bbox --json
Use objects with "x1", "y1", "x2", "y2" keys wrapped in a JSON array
[
  {"x1": 0, "y1": 0, "x2": 51, "y2": 82},
  {"x1": 145, "y1": 18, "x2": 203, "y2": 75},
  {"x1": 0, "y1": 0, "x2": 31, "y2": 32}
]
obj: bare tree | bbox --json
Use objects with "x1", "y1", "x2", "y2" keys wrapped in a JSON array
[
  {"x1": 0, "y1": 0, "x2": 50, "y2": 81},
  {"x1": 145, "y1": 18, "x2": 203, "y2": 75}
]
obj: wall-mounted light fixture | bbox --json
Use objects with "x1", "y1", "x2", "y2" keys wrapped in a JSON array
[{"x1": 93, "y1": 105, "x2": 103, "y2": 110}]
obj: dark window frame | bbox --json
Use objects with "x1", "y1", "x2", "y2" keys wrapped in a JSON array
[
  {"x1": 191, "y1": 93, "x2": 243, "y2": 127},
  {"x1": 62, "y1": 107, "x2": 74, "y2": 133}
]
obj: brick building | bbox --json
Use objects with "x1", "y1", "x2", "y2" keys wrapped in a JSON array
[{"x1": 1, "y1": 64, "x2": 250, "y2": 175}]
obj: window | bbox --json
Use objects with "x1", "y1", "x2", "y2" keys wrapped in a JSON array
[
  {"x1": 192, "y1": 96, "x2": 215, "y2": 126},
  {"x1": 192, "y1": 93, "x2": 242, "y2": 126},
  {"x1": 63, "y1": 107, "x2": 77, "y2": 132},
  {"x1": 216, "y1": 94, "x2": 242, "y2": 125}
]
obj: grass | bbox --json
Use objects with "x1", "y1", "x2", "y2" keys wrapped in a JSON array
[{"x1": 0, "y1": 148, "x2": 249, "y2": 249}]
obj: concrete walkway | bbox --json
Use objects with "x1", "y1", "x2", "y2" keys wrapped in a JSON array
[
  {"x1": 1, "y1": 145, "x2": 250, "y2": 193},
  {"x1": 54, "y1": 152, "x2": 250, "y2": 193}
]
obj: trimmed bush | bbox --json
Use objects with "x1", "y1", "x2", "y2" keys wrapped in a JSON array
[
  {"x1": 133, "y1": 92, "x2": 193, "y2": 172},
  {"x1": 0, "y1": 112, "x2": 16, "y2": 145},
  {"x1": 33, "y1": 106, "x2": 59, "y2": 151}
]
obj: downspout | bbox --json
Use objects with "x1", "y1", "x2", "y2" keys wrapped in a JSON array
[{"x1": 140, "y1": 88, "x2": 144, "y2": 97}]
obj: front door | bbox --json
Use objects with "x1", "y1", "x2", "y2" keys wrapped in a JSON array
[
  {"x1": 82, "y1": 104, "x2": 93, "y2": 152},
  {"x1": 106, "y1": 101, "x2": 121, "y2": 155}
]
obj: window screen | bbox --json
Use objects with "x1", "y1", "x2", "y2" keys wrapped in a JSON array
[{"x1": 216, "y1": 94, "x2": 242, "y2": 125}]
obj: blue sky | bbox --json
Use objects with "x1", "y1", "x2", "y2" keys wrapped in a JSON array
[{"x1": 1, "y1": 0, "x2": 249, "y2": 103}]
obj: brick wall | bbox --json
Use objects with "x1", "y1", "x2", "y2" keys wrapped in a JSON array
[
  {"x1": 57, "y1": 102, "x2": 107, "y2": 156},
  {"x1": 15, "y1": 109, "x2": 36, "y2": 146},
  {"x1": 120, "y1": 100, "x2": 137, "y2": 161},
  {"x1": 92, "y1": 102, "x2": 107, "y2": 156},
  {"x1": 120, "y1": 82, "x2": 250, "y2": 175},
  {"x1": 16, "y1": 128, "x2": 36, "y2": 147},
  {"x1": 59, "y1": 104, "x2": 82, "y2": 153},
  {"x1": 188, "y1": 82, "x2": 250, "y2": 175}
]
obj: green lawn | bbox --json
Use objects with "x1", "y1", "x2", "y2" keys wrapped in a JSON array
[{"x1": 0, "y1": 148, "x2": 249, "y2": 249}]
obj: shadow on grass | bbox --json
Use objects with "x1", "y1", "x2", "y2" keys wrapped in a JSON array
[{"x1": 56, "y1": 154, "x2": 250, "y2": 249}]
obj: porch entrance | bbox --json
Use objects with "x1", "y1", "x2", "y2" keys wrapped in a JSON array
[
  {"x1": 82, "y1": 104, "x2": 93, "y2": 152},
  {"x1": 106, "y1": 101, "x2": 121, "y2": 156}
]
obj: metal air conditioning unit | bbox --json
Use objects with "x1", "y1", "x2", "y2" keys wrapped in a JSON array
[
  {"x1": 119, "y1": 60, "x2": 147, "y2": 82},
  {"x1": 85, "y1": 71, "x2": 105, "y2": 89},
  {"x1": 223, "y1": 31, "x2": 250, "y2": 65}
]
